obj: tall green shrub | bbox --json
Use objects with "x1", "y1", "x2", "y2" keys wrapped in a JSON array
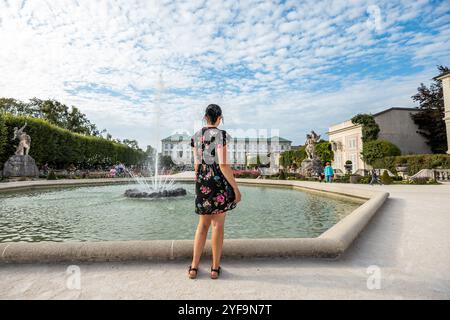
[
  {"x1": 316, "y1": 140, "x2": 334, "y2": 164},
  {"x1": 351, "y1": 114, "x2": 380, "y2": 143},
  {"x1": 372, "y1": 154, "x2": 450, "y2": 175},
  {"x1": 279, "y1": 146, "x2": 306, "y2": 168},
  {"x1": 361, "y1": 140, "x2": 401, "y2": 166},
  {"x1": 0, "y1": 113, "x2": 146, "y2": 169},
  {"x1": 380, "y1": 170, "x2": 393, "y2": 184},
  {"x1": 0, "y1": 113, "x2": 7, "y2": 163}
]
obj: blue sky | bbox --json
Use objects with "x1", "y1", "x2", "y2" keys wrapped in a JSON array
[{"x1": 0, "y1": 0, "x2": 449, "y2": 148}]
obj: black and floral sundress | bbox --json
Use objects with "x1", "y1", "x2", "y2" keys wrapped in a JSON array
[{"x1": 190, "y1": 127, "x2": 237, "y2": 215}]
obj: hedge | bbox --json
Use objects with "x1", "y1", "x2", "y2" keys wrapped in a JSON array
[
  {"x1": 372, "y1": 154, "x2": 450, "y2": 175},
  {"x1": 0, "y1": 113, "x2": 7, "y2": 158},
  {"x1": 361, "y1": 139, "x2": 401, "y2": 165},
  {"x1": 0, "y1": 113, "x2": 146, "y2": 169}
]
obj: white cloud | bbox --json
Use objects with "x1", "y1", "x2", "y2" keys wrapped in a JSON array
[{"x1": 0, "y1": 0, "x2": 449, "y2": 148}]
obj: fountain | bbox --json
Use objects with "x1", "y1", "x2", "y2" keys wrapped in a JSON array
[{"x1": 124, "y1": 73, "x2": 187, "y2": 199}]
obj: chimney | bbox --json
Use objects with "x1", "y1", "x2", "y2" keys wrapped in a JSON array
[{"x1": 436, "y1": 71, "x2": 450, "y2": 154}]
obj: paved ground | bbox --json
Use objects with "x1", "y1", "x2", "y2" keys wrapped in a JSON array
[{"x1": 0, "y1": 183, "x2": 449, "y2": 299}]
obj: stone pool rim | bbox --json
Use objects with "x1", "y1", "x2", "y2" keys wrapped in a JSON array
[{"x1": 0, "y1": 177, "x2": 389, "y2": 263}]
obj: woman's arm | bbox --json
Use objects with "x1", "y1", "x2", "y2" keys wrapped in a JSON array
[
  {"x1": 218, "y1": 144, "x2": 241, "y2": 203},
  {"x1": 192, "y1": 147, "x2": 199, "y2": 177}
]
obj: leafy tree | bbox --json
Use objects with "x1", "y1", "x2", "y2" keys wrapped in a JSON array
[
  {"x1": 159, "y1": 155, "x2": 175, "y2": 169},
  {"x1": 0, "y1": 97, "x2": 99, "y2": 136},
  {"x1": 361, "y1": 140, "x2": 401, "y2": 166},
  {"x1": 316, "y1": 140, "x2": 334, "y2": 164},
  {"x1": 279, "y1": 146, "x2": 306, "y2": 169},
  {"x1": 411, "y1": 65, "x2": 449, "y2": 154},
  {"x1": 351, "y1": 114, "x2": 380, "y2": 142},
  {"x1": 123, "y1": 139, "x2": 140, "y2": 150}
]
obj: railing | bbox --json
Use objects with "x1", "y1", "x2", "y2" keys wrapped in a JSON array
[
  {"x1": 434, "y1": 169, "x2": 450, "y2": 181},
  {"x1": 410, "y1": 169, "x2": 450, "y2": 181}
]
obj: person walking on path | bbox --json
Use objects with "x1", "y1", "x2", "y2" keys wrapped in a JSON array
[{"x1": 370, "y1": 169, "x2": 382, "y2": 186}]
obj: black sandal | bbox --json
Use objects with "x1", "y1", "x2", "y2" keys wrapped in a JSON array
[
  {"x1": 210, "y1": 266, "x2": 221, "y2": 279},
  {"x1": 188, "y1": 265, "x2": 198, "y2": 279}
]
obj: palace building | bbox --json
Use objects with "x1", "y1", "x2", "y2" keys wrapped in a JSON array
[
  {"x1": 328, "y1": 107, "x2": 430, "y2": 173},
  {"x1": 161, "y1": 132, "x2": 292, "y2": 170}
]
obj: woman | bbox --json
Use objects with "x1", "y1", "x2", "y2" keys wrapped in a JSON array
[{"x1": 188, "y1": 104, "x2": 241, "y2": 280}]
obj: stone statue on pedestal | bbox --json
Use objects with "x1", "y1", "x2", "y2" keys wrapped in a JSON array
[
  {"x1": 301, "y1": 130, "x2": 323, "y2": 177},
  {"x1": 12, "y1": 122, "x2": 32, "y2": 155},
  {"x1": 2, "y1": 122, "x2": 39, "y2": 178}
]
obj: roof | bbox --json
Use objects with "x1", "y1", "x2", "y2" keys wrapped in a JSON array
[
  {"x1": 161, "y1": 133, "x2": 191, "y2": 142},
  {"x1": 227, "y1": 136, "x2": 292, "y2": 143},
  {"x1": 328, "y1": 107, "x2": 419, "y2": 134},
  {"x1": 161, "y1": 133, "x2": 292, "y2": 143},
  {"x1": 434, "y1": 70, "x2": 450, "y2": 80},
  {"x1": 372, "y1": 107, "x2": 418, "y2": 117}
]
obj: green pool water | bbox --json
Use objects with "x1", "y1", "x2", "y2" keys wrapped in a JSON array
[{"x1": 0, "y1": 183, "x2": 361, "y2": 242}]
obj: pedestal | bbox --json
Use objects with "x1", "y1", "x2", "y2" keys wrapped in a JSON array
[
  {"x1": 2, "y1": 155, "x2": 39, "y2": 178},
  {"x1": 300, "y1": 158, "x2": 323, "y2": 177}
]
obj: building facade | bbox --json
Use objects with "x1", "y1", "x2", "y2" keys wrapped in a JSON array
[
  {"x1": 436, "y1": 71, "x2": 450, "y2": 154},
  {"x1": 161, "y1": 133, "x2": 292, "y2": 170},
  {"x1": 328, "y1": 107, "x2": 431, "y2": 173}
]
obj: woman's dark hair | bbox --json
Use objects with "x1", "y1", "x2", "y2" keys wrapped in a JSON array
[{"x1": 205, "y1": 104, "x2": 222, "y2": 124}]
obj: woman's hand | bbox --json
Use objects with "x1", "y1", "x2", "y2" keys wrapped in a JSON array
[{"x1": 234, "y1": 187, "x2": 241, "y2": 204}]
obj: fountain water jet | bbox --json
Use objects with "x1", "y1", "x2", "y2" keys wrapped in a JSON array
[{"x1": 124, "y1": 73, "x2": 187, "y2": 199}]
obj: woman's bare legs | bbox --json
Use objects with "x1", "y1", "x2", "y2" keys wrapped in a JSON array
[
  {"x1": 189, "y1": 215, "x2": 212, "y2": 278},
  {"x1": 211, "y1": 212, "x2": 226, "y2": 278}
]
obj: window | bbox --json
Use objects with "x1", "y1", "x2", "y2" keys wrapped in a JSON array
[{"x1": 347, "y1": 138, "x2": 356, "y2": 150}]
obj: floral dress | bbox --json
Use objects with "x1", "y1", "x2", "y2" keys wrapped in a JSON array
[{"x1": 191, "y1": 127, "x2": 237, "y2": 215}]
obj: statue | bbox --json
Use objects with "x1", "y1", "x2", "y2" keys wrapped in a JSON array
[
  {"x1": 12, "y1": 122, "x2": 31, "y2": 156},
  {"x1": 305, "y1": 130, "x2": 321, "y2": 160},
  {"x1": 2, "y1": 122, "x2": 39, "y2": 178},
  {"x1": 301, "y1": 130, "x2": 323, "y2": 177}
]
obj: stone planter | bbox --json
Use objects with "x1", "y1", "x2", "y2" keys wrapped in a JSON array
[
  {"x1": 344, "y1": 164, "x2": 353, "y2": 174},
  {"x1": 350, "y1": 175, "x2": 361, "y2": 184}
]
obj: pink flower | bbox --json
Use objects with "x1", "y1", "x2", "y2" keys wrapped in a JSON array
[
  {"x1": 200, "y1": 186, "x2": 211, "y2": 194},
  {"x1": 216, "y1": 194, "x2": 225, "y2": 203}
]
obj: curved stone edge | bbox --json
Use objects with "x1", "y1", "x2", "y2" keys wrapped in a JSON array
[
  {"x1": 319, "y1": 191, "x2": 389, "y2": 252},
  {"x1": 0, "y1": 238, "x2": 341, "y2": 264},
  {"x1": 0, "y1": 177, "x2": 389, "y2": 263}
]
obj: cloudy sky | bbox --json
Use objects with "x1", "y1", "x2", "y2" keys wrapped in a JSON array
[{"x1": 0, "y1": 0, "x2": 449, "y2": 148}]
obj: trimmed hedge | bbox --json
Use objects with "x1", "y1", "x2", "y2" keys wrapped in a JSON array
[
  {"x1": 0, "y1": 113, "x2": 7, "y2": 158},
  {"x1": 361, "y1": 139, "x2": 401, "y2": 165},
  {"x1": 372, "y1": 154, "x2": 450, "y2": 175},
  {"x1": 0, "y1": 113, "x2": 146, "y2": 169}
]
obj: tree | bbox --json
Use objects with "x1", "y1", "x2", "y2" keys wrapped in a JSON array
[
  {"x1": 361, "y1": 140, "x2": 401, "y2": 166},
  {"x1": 123, "y1": 139, "x2": 140, "y2": 150},
  {"x1": 351, "y1": 114, "x2": 380, "y2": 143},
  {"x1": 0, "y1": 97, "x2": 99, "y2": 136},
  {"x1": 279, "y1": 146, "x2": 306, "y2": 169},
  {"x1": 316, "y1": 140, "x2": 334, "y2": 164},
  {"x1": 159, "y1": 155, "x2": 175, "y2": 169},
  {"x1": 411, "y1": 65, "x2": 449, "y2": 154}
]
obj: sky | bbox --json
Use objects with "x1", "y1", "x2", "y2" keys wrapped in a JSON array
[{"x1": 0, "y1": 0, "x2": 449, "y2": 149}]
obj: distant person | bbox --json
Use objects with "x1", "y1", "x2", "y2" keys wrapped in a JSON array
[
  {"x1": 188, "y1": 104, "x2": 241, "y2": 280},
  {"x1": 324, "y1": 162, "x2": 334, "y2": 183},
  {"x1": 42, "y1": 163, "x2": 49, "y2": 176},
  {"x1": 370, "y1": 169, "x2": 382, "y2": 186},
  {"x1": 109, "y1": 167, "x2": 117, "y2": 178}
]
